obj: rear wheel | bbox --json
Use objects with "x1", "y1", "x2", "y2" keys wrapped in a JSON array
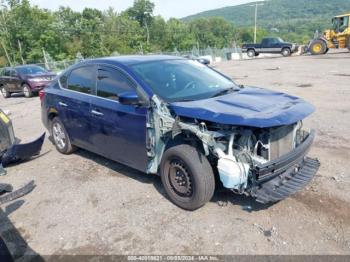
[
  {"x1": 22, "y1": 84, "x2": 33, "y2": 98},
  {"x1": 247, "y1": 49, "x2": 256, "y2": 58},
  {"x1": 347, "y1": 38, "x2": 350, "y2": 52},
  {"x1": 282, "y1": 48, "x2": 291, "y2": 57},
  {"x1": 0, "y1": 86, "x2": 10, "y2": 98},
  {"x1": 160, "y1": 144, "x2": 215, "y2": 210},
  {"x1": 51, "y1": 117, "x2": 76, "y2": 154},
  {"x1": 310, "y1": 39, "x2": 327, "y2": 55}
]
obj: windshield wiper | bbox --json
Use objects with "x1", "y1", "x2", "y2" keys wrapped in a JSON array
[{"x1": 211, "y1": 87, "x2": 238, "y2": 98}]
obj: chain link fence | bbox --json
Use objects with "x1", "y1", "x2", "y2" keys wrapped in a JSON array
[{"x1": 1, "y1": 46, "x2": 244, "y2": 73}]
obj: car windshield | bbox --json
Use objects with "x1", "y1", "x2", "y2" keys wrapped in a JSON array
[
  {"x1": 16, "y1": 66, "x2": 48, "y2": 75},
  {"x1": 131, "y1": 59, "x2": 238, "y2": 102}
]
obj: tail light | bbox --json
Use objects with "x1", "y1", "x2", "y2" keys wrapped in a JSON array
[{"x1": 39, "y1": 89, "x2": 45, "y2": 103}]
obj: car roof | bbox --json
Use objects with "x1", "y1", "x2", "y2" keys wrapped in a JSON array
[{"x1": 83, "y1": 55, "x2": 185, "y2": 67}]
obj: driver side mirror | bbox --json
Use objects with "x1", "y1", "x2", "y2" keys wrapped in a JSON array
[
  {"x1": 197, "y1": 58, "x2": 210, "y2": 65},
  {"x1": 118, "y1": 91, "x2": 140, "y2": 106}
]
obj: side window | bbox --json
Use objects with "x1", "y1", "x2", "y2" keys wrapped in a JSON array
[
  {"x1": 262, "y1": 39, "x2": 270, "y2": 46},
  {"x1": 96, "y1": 66, "x2": 135, "y2": 100},
  {"x1": 10, "y1": 70, "x2": 17, "y2": 77},
  {"x1": 4, "y1": 69, "x2": 10, "y2": 77},
  {"x1": 59, "y1": 74, "x2": 68, "y2": 89},
  {"x1": 67, "y1": 66, "x2": 95, "y2": 94}
]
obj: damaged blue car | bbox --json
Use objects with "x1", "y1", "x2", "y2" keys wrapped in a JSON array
[{"x1": 41, "y1": 56, "x2": 320, "y2": 210}]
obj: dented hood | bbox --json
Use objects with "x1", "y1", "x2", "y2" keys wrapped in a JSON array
[{"x1": 170, "y1": 87, "x2": 315, "y2": 128}]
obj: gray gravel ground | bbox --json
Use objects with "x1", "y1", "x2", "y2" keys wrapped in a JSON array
[{"x1": 0, "y1": 50, "x2": 349, "y2": 258}]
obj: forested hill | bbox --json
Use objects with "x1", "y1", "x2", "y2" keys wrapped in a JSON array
[{"x1": 184, "y1": 0, "x2": 350, "y2": 41}]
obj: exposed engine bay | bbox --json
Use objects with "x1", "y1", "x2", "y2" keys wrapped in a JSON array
[{"x1": 146, "y1": 96, "x2": 319, "y2": 203}]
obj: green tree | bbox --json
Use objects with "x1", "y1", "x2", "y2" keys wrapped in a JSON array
[{"x1": 126, "y1": 0, "x2": 155, "y2": 44}]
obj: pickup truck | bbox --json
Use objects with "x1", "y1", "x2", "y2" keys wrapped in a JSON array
[
  {"x1": 242, "y1": 37, "x2": 298, "y2": 57},
  {"x1": 0, "y1": 65, "x2": 56, "y2": 98}
]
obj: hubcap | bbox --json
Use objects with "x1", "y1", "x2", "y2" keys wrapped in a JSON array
[
  {"x1": 168, "y1": 160, "x2": 193, "y2": 197},
  {"x1": 52, "y1": 122, "x2": 66, "y2": 150},
  {"x1": 23, "y1": 86, "x2": 29, "y2": 96},
  {"x1": 313, "y1": 43, "x2": 322, "y2": 53},
  {"x1": 1, "y1": 88, "x2": 6, "y2": 96}
]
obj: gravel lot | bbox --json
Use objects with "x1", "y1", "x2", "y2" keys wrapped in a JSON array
[{"x1": 0, "y1": 50, "x2": 350, "y2": 258}]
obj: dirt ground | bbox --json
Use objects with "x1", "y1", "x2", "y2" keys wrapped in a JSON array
[{"x1": 0, "y1": 50, "x2": 349, "y2": 258}]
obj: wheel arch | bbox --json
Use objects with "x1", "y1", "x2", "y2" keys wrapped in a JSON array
[
  {"x1": 47, "y1": 109, "x2": 59, "y2": 127},
  {"x1": 22, "y1": 81, "x2": 31, "y2": 88},
  {"x1": 247, "y1": 48, "x2": 256, "y2": 53},
  {"x1": 165, "y1": 132, "x2": 206, "y2": 155},
  {"x1": 309, "y1": 38, "x2": 328, "y2": 48},
  {"x1": 152, "y1": 131, "x2": 212, "y2": 176}
]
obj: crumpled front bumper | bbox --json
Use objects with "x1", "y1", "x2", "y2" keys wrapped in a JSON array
[{"x1": 251, "y1": 130, "x2": 320, "y2": 204}]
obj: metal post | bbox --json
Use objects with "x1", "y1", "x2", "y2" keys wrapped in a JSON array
[
  {"x1": 250, "y1": 2, "x2": 265, "y2": 44},
  {"x1": 254, "y1": 4, "x2": 258, "y2": 44}
]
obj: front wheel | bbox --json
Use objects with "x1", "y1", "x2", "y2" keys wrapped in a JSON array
[
  {"x1": 247, "y1": 49, "x2": 256, "y2": 58},
  {"x1": 282, "y1": 48, "x2": 291, "y2": 57},
  {"x1": 160, "y1": 144, "x2": 215, "y2": 210},
  {"x1": 347, "y1": 38, "x2": 350, "y2": 52},
  {"x1": 1, "y1": 86, "x2": 10, "y2": 98},
  {"x1": 310, "y1": 39, "x2": 327, "y2": 55},
  {"x1": 22, "y1": 84, "x2": 33, "y2": 98},
  {"x1": 51, "y1": 117, "x2": 76, "y2": 154}
]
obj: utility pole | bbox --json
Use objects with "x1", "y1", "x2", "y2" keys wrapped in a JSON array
[
  {"x1": 18, "y1": 40, "x2": 25, "y2": 65},
  {"x1": 250, "y1": 2, "x2": 265, "y2": 44}
]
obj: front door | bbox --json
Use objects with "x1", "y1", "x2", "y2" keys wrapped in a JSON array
[{"x1": 89, "y1": 65, "x2": 148, "y2": 172}]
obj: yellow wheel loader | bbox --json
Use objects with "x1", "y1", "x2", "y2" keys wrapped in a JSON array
[{"x1": 309, "y1": 13, "x2": 350, "y2": 55}]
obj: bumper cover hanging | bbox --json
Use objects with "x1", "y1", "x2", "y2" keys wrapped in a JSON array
[
  {"x1": 252, "y1": 157, "x2": 320, "y2": 204},
  {"x1": 0, "y1": 133, "x2": 45, "y2": 167},
  {"x1": 251, "y1": 130, "x2": 320, "y2": 204}
]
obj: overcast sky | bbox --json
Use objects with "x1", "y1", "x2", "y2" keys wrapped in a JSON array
[{"x1": 29, "y1": 0, "x2": 256, "y2": 19}]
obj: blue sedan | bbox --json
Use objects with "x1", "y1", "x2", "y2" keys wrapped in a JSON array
[{"x1": 41, "y1": 56, "x2": 319, "y2": 210}]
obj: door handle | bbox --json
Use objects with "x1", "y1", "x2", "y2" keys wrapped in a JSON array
[
  {"x1": 91, "y1": 110, "x2": 104, "y2": 116},
  {"x1": 59, "y1": 102, "x2": 68, "y2": 107}
]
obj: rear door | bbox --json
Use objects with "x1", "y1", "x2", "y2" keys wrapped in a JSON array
[
  {"x1": 89, "y1": 65, "x2": 148, "y2": 172},
  {"x1": 56, "y1": 65, "x2": 96, "y2": 151},
  {"x1": 9, "y1": 69, "x2": 21, "y2": 92}
]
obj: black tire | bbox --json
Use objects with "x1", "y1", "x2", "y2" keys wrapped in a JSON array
[
  {"x1": 50, "y1": 117, "x2": 76, "y2": 154},
  {"x1": 247, "y1": 49, "x2": 256, "y2": 58},
  {"x1": 22, "y1": 84, "x2": 33, "y2": 98},
  {"x1": 347, "y1": 38, "x2": 350, "y2": 52},
  {"x1": 0, "y1": 86, "x2": 10, "y2": 98},
  {"x1": 282, "y1": 48, "x2": 291, "y2": 57},
  {"x1": 160, "y1": 144, "x2": 215, "y2": 210},
  {"x1": 310, "y1": 39, "x2": 327, "y2": 55}
]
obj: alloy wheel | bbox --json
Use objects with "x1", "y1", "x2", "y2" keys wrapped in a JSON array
[{"x1": 52, "y1": 122, "x2": 67, "y2": 150}]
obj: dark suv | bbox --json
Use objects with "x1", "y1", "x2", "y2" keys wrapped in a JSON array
[
  {"x1": 41, "y1": 56, "x2": 319, "y2": 210},
  {"x1": 0, "y1": 65, "x2": 56, "y2": 98}
]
